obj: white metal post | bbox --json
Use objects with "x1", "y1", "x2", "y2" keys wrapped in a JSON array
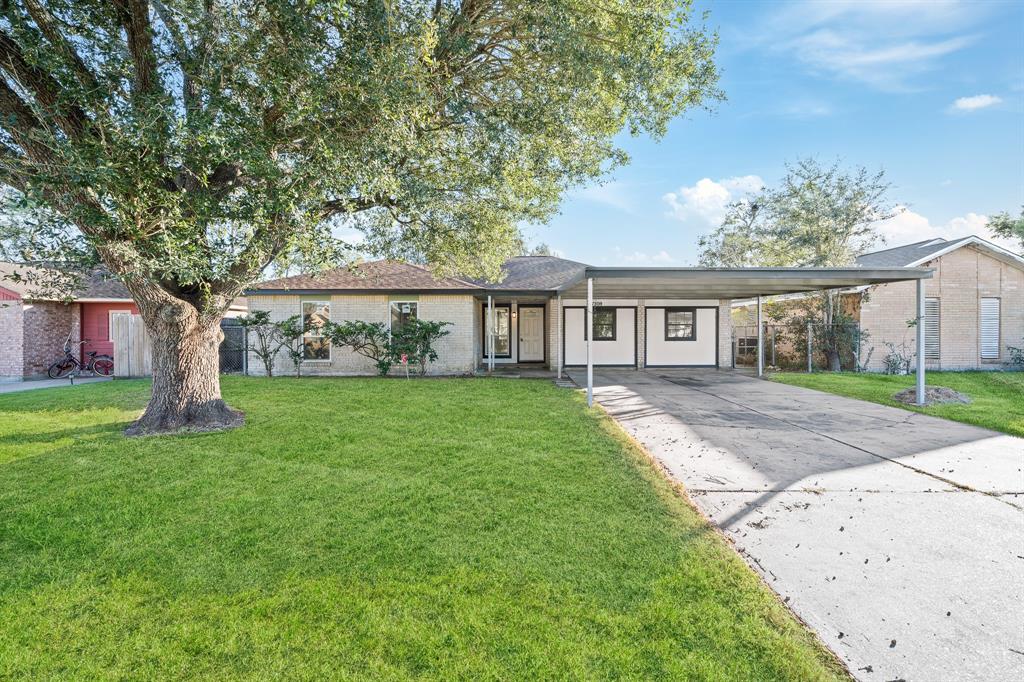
[
  {"x1": 586, "y1": 277, "x2": 594, "y2": 407},
  {"x1": 487, "y1": 294, "x2": 494, "y2": 373},
  {"x1": 916, "y1": 278, "x2": 925, "y2": 405},
  {"x1": 556, "y1": 294, "x2": 562, "y2": 379},
  {"x1": 756, "y1": 294, "x2": 763, "y2": 377}
]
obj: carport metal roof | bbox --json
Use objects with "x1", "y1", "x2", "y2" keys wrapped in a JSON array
[{"x1": 558, "y1": 266, "x2": 933, "y2": 299}]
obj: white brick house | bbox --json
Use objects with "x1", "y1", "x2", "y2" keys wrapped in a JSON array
[{"x1": 245, "y1": 257, "x2": 932, "y2": 378}]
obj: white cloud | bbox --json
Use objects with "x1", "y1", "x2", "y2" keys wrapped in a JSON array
[
  {"x1": 663, "y1": 175, "x2": 764, "y2": 226},
  {"x1": 951, "y1": 94, "x2": 1002, "y2": 111},
  {"x1": 755, "y1": 1, "x2": 984, "y2": 91},
  {"x1": 874, "y1": 207, "x2": 1019, "y2": 252},
  {"x1": 610, "y1": 247, "x2": 676, "y2": 266},
  {"x1": 572, "y1": 181, "x2": 634, "y2": 213}
]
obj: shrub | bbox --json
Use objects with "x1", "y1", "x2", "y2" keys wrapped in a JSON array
[
  {"x1": 276, "y1": 316, "x2": 306, "y2": 378},
  {"x1": 323, "y1": 321, "x2": 393, "y2": 376},
  {"x1": 1008, "y1": 344, "x2": 1024, "y2": 367},
  {"x1": 237, "y1": 310, "x2": 286, "y2": 377},
  {"x1": 390, "y1": 319, "x2": 451, "y2": 376}
]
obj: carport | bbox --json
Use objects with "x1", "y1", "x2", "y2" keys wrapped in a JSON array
[{"x1": 552, "y1": 266, "x2": 934, "y2": 405}]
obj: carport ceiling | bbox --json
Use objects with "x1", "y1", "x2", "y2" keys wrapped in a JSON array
[{"x1": 559, "y1": 267, "x2": 934, "y2": 299}]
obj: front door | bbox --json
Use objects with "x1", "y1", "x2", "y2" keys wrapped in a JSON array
[{"x1": 518, "y1": 306, "x2": 545, "y2": 362}]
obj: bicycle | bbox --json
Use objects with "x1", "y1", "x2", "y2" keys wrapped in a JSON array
[{"x1": 47, "y1": 333, "x2": 114, "y2": 379}]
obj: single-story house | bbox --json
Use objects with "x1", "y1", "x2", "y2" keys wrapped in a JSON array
[
  {"x1": 0, "y1": 262, "x2": 246, "y2": 381},
  {"x1": 245, "y1": 257, "x2": 935, "y2": 399},
  {"x1": 732, "y1": 236, "x2": 1024, "y2": 371}
]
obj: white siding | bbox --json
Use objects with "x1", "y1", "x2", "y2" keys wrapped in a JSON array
[
  {"x1": 563, "y1": 307, "x2": 635, "y2": 366},
  {"x1": 644, "y1": 307, "x2": 717, "y2": 366}
]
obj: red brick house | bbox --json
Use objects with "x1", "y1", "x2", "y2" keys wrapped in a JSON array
[{"x1": 1, "y1": 263, "x2": 245, "y2": 381}]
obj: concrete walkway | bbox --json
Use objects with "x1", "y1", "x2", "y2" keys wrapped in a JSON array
[
  {"x1": 569, "y1": 368, "x2": 1024, "y2": 682},
  {"x1": 0, "y1": 376, "x2": 113, "y2": 394}
]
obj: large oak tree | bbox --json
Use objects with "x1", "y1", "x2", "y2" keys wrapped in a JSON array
[{"x1": 0, "y1": 0, "x2": 718, "y2": 434}]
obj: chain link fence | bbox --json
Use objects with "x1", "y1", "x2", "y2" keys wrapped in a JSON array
[
  {"x1": 733, "y1": 322, "x2": 866, "y2": 372},
  {"x1": 219, "y1": 319, "x2": 246, "y2": 374}
]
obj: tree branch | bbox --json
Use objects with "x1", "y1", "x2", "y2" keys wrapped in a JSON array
[
  {"x1": 20, "y1": 0, "x2": 101, "y2": 94},
  {"x1": 0, "y1": 30, "x2": 88, "y2": 139},
  {"x1": 112, "y1": 0, "x2": 162, "y2": 99}
]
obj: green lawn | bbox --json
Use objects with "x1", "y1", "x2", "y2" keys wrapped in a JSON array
[
  {"x1": 770, "y1": 370, "x2": 1024, "y2": 437},
  {"x1": 0, "y1": 377, "x2": 845, "y2": 680}
]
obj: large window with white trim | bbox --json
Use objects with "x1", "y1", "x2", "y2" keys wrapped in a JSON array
[
  {"x1": 301, "y1": 300, "x2": 330, "y2": 360},
  {"x1": 390, "y1": 301, "x2": 418, "y2": 334}
]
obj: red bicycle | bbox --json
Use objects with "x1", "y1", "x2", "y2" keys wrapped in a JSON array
[{"x1": 47, "y1": 332, "x2": 114, "y2": 378}]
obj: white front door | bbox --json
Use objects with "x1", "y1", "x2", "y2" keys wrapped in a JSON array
[{"x1": 518, "y1": 306, "x2": 545, "y2": 362}]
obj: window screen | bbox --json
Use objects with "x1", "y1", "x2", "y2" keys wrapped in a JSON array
[
  {"x1": 591, "y1": 308, "x2": 616, "y2": 341},
  {"x1": 980, "y1": 298, "x2": 1000, "y2": 359},
  {"x1": 302, "y1": 301, "x2": 330, "y2": 360},
  {"x1": 924, "y1": 298, "x2": 940, "y2": 360},
  {"x1": 665, "y1": 308, "x2": 696, "y2": 341}
]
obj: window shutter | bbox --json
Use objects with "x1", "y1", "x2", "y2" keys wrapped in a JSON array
[
  {"x1": 980, "y1": 298, "x2": 1000, "y2": 360},
  {"x1": 924, "y1": 298, "x2": 940, "y2": 360}
]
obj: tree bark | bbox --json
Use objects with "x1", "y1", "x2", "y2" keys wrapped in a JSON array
[{"x1": 125, "y1": 303, "x2": 244, "y2": 436}]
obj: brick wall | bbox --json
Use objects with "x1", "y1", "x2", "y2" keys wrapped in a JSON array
[
  {"x1": 246, "y1": 294, "x2": 477, "y2": 376},
  {"x1": 21, "y1": 302, "x2": 79, "y2": 378},
  {"x1": 860, "y1": 245, "x2": 1024, "y2": 370},
  {"x1": 0, "y1": 301, "x2": 24, "y2": 380},
  {"x1": 718, "y1": 299, "x2": 733, "y2": 368}
]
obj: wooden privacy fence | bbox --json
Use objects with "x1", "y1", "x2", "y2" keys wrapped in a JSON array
[
  {"x1": 112, "y1": 314, "x2": 246, "y2": 378},
  {"x1": 112, "y1": 313, "x2": 152, "y2": 378}
]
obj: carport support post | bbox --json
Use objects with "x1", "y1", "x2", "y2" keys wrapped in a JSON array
[
  {"x1": 916, "y1": 278, "x2": 925, "y2": 405},
  {"x1": 756, "y1": 295, "x2": 763, "y2": 377},
  {"x1": 586, "y1": 277, "x2": 594, "y2": 407},
  {"x1": 487, "y1": 294, "x2": 494, "y2": 373},
  {"x1": 556, "y1": 294, "x2": 562, "y2": 379}
]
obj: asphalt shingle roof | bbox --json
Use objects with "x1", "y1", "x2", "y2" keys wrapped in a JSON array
[
  {"x1": 251, "y1": 260, "x2": 481, "y2": 292},
  {"x1": 251, "y1": 256, "x2": 591, "y2": 293},
  {"x1": 855, "y1": 237, "x2": 972, "y2": 268},
  {"x1": 468, "y1": 256, "x2": 589, "y2": 291},
  {"x1": 0, "y1": 262, "x2": 131, "y2": 300}
]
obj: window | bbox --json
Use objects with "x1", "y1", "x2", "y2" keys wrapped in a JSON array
[
  {"x1": 980, "y1": 298, "x2": 1000, "y2": 360},
  {"x1": 737, "y1": 337, "x2": 758, "y2": 358},
  {"x1": 390, "y1": 301, "x2": 418, "y2": 334},
  {"x1": 482, "y1": 304, "x2": 511, "y2": 357},
  {"x1": 924, "y1": 298, "x2": 940, "y2": 360},
  {"x1": 108, "y1": 309, "x2": 132, "y2": 341},
  {"x1": 591, "y1": 307, "x2": 616, "y2": 341},
  {"x1": 665, "y1": 308, "x2": 696, "y2": 341},
  {"x1": 302, "y1": 300, "x2": 330, "y2": 360}
]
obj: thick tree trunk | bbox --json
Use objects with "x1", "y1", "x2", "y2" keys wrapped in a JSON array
[{"x1": 125, "y1": 304, "x2": 244, "y2": 436}]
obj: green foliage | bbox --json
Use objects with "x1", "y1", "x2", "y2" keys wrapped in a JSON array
[
  {"x1": 1008, "y1": 344, "x2": 1024, "y2": 366},
  {"x1": 0, "y1": 377, "x2": 848, "y2": 678},
  {"x1": 698, "y1": 158, "x2": 896, "y2": 267},
  {"x1": 236, "y1": 310, "x2": 285, "y2": 377},
  {"x1": 986, "y1": 207, "x2": 1024, "y2": 250},
  {"x1": 390, "y1": 318, "x2": 451, "y2": 376},
  {"x1": 0, "y1": 0, "x2": 721, "y2": 311},
  {"x1": 772, "y1": 371, "x2": 1024, "y2": 437},
  {"x1": 275, "y1": 315, "x2": 305, "y2": 378},
  {"x1": 323, "y1": 320, "x2": 394, "y2": 376}
]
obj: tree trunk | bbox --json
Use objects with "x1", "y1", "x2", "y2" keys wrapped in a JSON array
[{"x1": 125, "y1": 304, "x2": 244, "y2": 436}]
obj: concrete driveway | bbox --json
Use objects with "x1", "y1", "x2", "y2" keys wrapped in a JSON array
[{"x1": 569, "y1": 368, "x2": 1024, "y2": 682}]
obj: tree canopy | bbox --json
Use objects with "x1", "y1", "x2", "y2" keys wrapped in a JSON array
[
  {"x1": 0, "y1": 0, "x2": 720, "y2": 305},
  {"x1": 698, "y1": 158, "x2": 896, "y2": 267},
  {"x1": 986, "y1": 207, "x2": 1024, "y2": 250},
  {"x1": 0, "y1": 1, "x2": 720, "y2": 433}
]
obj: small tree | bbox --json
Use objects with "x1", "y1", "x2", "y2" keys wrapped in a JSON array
[
  {"x1": 391, "y1": 319, "x2": 451, "y2": 376},
  {"x1": 323, "y1": 321, "x2": 393, "y2": 376},
  {"x1": 237, "y1": 311, "x2": 285, "y2": 378},
  {"x1": 276, "y1": 316, "x2": 305, "y2": 378},
  {"x1": 987, "y1": 207, "x2": 1024, "y2": 250}
]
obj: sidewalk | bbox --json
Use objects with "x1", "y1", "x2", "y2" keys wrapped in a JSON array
[{"x1": 0, "y1": 376, "x2": 114, "y2": 395}]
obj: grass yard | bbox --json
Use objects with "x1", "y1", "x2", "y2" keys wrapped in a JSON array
[
  {"x1": 771, "y1": 370, "x2": 1024, "y2": 437},
  {"x1": 0, "y1": 377, "x2": 845, "y2": 680}
]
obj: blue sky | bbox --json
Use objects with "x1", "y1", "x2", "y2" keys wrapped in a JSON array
[{"x1": 523, "y1": 0, "x2": 1024, "y2": 265}]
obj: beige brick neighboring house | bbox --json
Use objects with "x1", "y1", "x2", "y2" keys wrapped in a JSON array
[
  {"x1": 245, "y1": 257, "x2": 929, "y2": 378},
  {"x1": 732, "y1": 236, "x2": 1024, "y2": 371}
]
